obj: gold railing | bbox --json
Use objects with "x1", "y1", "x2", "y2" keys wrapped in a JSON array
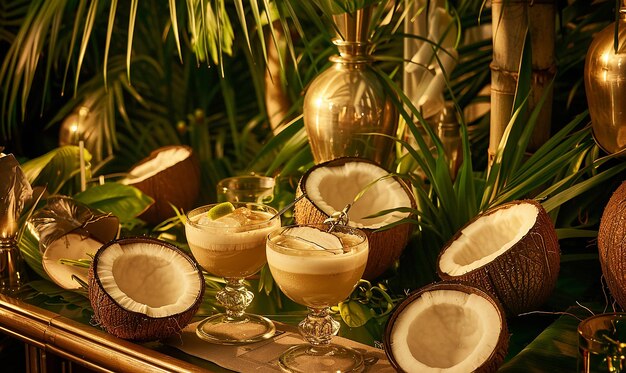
[{"x1": 0, "y1": 293, "x2": 215, "y2": 373}]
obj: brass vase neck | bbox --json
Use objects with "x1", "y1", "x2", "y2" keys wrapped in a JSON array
[{"x1": 332, "y1": 6, "x2": 372, "y2": 58}]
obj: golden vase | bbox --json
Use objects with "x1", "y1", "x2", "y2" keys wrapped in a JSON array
[
  {"x1": 303, "y1": 7, "x2": 398, "y2": 168},
  {"x1": 585, "y1": 1, "x2": 626, "y2": 154}
]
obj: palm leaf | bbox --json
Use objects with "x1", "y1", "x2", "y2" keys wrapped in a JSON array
[
  {"x1": 21, "y1": 145, "x2": 91, "y2": 195},
  {"x1": 126, "y1": 0, "x2": 138, "y2": 82},
  {"x1": 103, "y1": 0, "x2": 119, "y2": 86},
  {"x1": 168, "y1": 0, "x2": 183, "y2": 63},
  {"x1": 74, "y1": 0, "x2": 99, "y2": 94}
]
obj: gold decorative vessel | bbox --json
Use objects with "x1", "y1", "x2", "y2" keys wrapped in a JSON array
[
  {"x1": 303, "y1": 6, "x2": 398, "y2": 168},
  {"x1": 585, "y1": 0, "x2": 626, "y2": 154}
]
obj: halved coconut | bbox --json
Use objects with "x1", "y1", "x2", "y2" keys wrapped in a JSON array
[
  {"x1": 384, "y1": 282, "x2": 509, "y2": 373},
  {"x1": 28, "y1": 196, "x2": 120, "y2": 289},
  {"x1": 437, "y1": 200, "x2": 560, "y2": 316},
  {"x1": 598, "y1": 181, "x2": 626, "y2": 309},
  {"x1": 88, "y1": 237, "x2": 205, "y2": 341},
  {"x1": 120, "y1": 145, "x2": 200, "y2": 224},
  {"x1": 294, "y1": 157, "x2": 415, "y2": 280},
  {"x1": 42, "y1": 233, "x2": 102, "y2": 289}
]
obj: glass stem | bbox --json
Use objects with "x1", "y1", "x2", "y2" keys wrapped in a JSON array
[
  {"x1": 299, "y1": 307, "x2": 340, "y2": 347},
  {"x1": 216, "y1": 278, "x2": 253, "y2": 321}
]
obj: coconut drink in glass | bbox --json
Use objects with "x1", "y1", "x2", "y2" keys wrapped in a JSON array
[
  {"x1": 266, "y1": 224, "x2": 368, "y2": 373},
  {"x1": 185, "y1": 202, "x2": 280, "y2": 344}
]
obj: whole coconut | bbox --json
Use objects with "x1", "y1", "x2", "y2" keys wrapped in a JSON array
[{"x1": 598, "y1": 181, "x2": 626, "y2": 309}]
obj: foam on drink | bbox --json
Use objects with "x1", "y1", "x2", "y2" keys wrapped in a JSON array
[
  {"x1": 267, "y1": 231, "x2": 368, "y2": 274},
  {"x1": 186, "y1": 206, "x2": 279, "y2": 278},
  {"x1": 267, "y1": 226, "x2": 368, "y2": 308}
]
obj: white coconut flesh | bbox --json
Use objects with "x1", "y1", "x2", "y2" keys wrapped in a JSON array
[
  {"x1": 96, "y1": 242, "x2": 202, "y2": 318},
  {"x1": 120, "y1": 147, "x2": 190, "y2": 184},
  {"x1": 43, "y1": 233, "x2": 102, "y2": 290},
  {"x1": 390, "y1": 290, "x2": 501, "y2": 372},
  {"x1": 305, "y1": 162, "x2": 411, "y2": 229},
  {"x1": 439, "y1": 203, "x2": 538, "y2": 276}
]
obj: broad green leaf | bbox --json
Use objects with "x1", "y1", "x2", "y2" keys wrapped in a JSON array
[
  {"x1": 21, "y1": 145, "x2": 92, "y2": 195},
  {"x1": 339, "y1": 300, "x2": 373, "y2": 328},
  {"x1": 499, "y1": 312, "x2": 581, "y2": 372},
  {"x1": 73, "y1": 182, "x2": 153, "y2": 223}
]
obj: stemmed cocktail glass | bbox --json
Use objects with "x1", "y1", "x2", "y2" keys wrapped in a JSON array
[
  {"x1": 185, "y1": 202, "x2": 280, "y2": 344},
  {"x1": 266, "y1": 223, "x2": 368, "y2": 372}
]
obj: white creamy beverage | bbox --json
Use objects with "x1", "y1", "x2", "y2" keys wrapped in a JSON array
[
  {"x1": 186, "y1": 207, "x2": 279, "y2": 278},
  {"x1": 267, "y1": 228, "x2": 368, "y2": 308}
]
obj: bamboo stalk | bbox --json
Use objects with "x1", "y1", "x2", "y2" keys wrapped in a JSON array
[
  {"x1": 490, "y1": 0, "x2": 556, "y2": 163},
  {"x1": 264, "y1": 24, "x2": 292, "y2": 133}
]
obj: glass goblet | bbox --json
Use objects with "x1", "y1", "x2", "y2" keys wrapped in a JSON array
[
  {"x1": 266, "y1": 224, "x2": 369, "y2": 373},
  {"x1": 185, "y1": 202, "x2": 280, "y2": 344}
]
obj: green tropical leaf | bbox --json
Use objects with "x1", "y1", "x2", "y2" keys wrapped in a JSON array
[
  {"x1": 339, "y1": 300, "x2": 373, "y2": 328},
  {"x1": 499, "y1": 311, "x2": 582, "y2": 372},
  {"x1": 103, "y1": 0, "x2": 118, "y2": 86},
  {"x1": 73, "y1": 182, "x2": 153, "y2": 223},
  {"x1": 21, "y1": 145, "x2": 91, "y2": 195},
  {"x1": 126, "y1": 0, "x2": 138, "y2": 82},
  {"x1": 18, "y1": 222, "x2": 48, "y2": 281}
]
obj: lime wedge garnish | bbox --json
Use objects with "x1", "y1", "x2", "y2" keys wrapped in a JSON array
[{"x1": 207, "y1": 202, "x2": 235, "y2": 220}]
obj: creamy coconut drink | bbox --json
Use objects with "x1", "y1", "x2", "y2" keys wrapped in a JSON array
[
  {"x1": 185, "y1": 203, "x2": 279, "y2": 278},
  {"x1": 184, "y1": 202, "x2": 280, "y2": 344},
  {"x1": 267, "y1": 226, "x2": 368, "y2": 308},
  {"x1": 266, "y1": 224, "x2": 369, "y2": 373}
]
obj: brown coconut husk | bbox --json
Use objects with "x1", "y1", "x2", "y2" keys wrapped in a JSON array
[
  {"x1": 437, "y1": 199, "x2": 560, "y2": 316},
  {"x1": 294, "y1": 157, "x2": 416, "y2": 280},
  {"x1": 598, "y1": 181, "x2": 626, "y2": 309},
  {"x1": 88, "y1": 237, "x2": 204, "y2": 341},
  {"x1": 124, "y1": 145, "x2": 200, "y2": 225}
]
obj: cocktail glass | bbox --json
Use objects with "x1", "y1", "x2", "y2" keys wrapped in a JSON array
[
  {"x1": 266, "y1": 224, "x2": 369, "y2": 373},
  {"x1": 579, "y1": 313, "x2": 626, "y2": 372},
  {"x1": 185, "y1": 202, "x2": 280, "y2": 344},
  {"x1": 217, "y1": 174, "x2": 275, "y2": 203}
]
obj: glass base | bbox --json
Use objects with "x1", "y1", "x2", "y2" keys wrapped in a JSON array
[
  {"x1": 196, "y1": 313, "x2": 276, "y2": 345},
  {"x1": 278, "y1": 344, "x2": 364, "y2": 373}
]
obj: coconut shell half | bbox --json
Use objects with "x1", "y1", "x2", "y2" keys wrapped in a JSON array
[
  {"x1": 28, "y1": 195, "x2": 120, "y2": 254},
  {"x1": 437, "y1": 199, "x2": 560, "y2": 316},
  {"x1": 27, "y1": 196, "x2": 120, "y2": 289},
  {"x1": 121, "y1": 145, "x2": 200, "y2": 224},
  {"x1": 384, "y1": 281, "x2": 509, "y2": 373},
  {"x1": 294, "y1": 157, "x2": 415, "y2": 280},
  {"x1": 88, "y1": 237, "x2": 205, "y2": 341},
  {"x1": 598, "y1": 181, "x2": 626, "y2": 309}
]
